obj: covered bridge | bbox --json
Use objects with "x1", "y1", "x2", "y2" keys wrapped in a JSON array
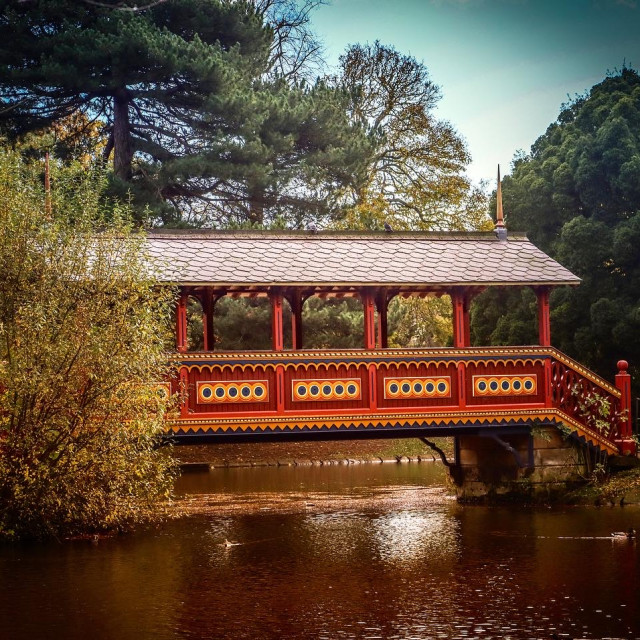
[{"x1": 144, "y1": 225, "x2": 636, "y2": 497}]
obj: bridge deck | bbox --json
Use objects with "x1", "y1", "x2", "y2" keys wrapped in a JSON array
[{"x1": 167, "y1": 346, "x2": 631, "y2": 455}]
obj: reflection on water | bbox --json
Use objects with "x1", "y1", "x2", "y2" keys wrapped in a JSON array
[{"x1": 1, "y1": 462, "x2": 639, "y2": 639}]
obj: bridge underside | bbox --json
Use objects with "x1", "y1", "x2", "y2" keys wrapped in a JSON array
[{"x1": 168, "y1": 417, "x2": 542, "y2": 445}]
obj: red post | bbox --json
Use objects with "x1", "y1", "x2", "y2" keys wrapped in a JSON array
[
  {"x1": 536, "y1": 287, "x2": 551, "y2": 347},
  {"x1": 452, "y1": 290, "x2": 468, "y2": 348},
  {"x1": 362, "y1": 290, "x2": 376, "y2": 350},
  {"x1": 271, "y1": 289, "x2": 284, "y2": 351},
  {"x1": 176, "y1": 290, "x2": 188, "y2": 353},
  {"x1": 615, "y1": 360, "x2": 636, "y2": 455}
]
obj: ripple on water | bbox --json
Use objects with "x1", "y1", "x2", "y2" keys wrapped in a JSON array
[{"x1": 1, "y1": 464, "x2": 639, "y2": 640}]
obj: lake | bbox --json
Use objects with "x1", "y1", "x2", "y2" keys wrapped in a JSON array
[{"x1": 1, "y1": 462, "x2": 638, "y2": 639}]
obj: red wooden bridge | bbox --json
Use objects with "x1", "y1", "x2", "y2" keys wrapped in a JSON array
[{"x1": 146, "y1": 227, "x2": 636, "y2": 460}]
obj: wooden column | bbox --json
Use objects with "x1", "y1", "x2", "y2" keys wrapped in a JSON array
[
  {"x1": 362, "y1": 289, "x2": 376, "y2": 350},
  {"x1": 615, "y1": 360, "x2": 636, "y2": 455},
  {"x1": 536, "y1": 287, "x2": 551, "y2": 347},
  {"x1": 452, "y1": 289, "x2": 469, "y2": 348},
  {"x1": 290, "y1": 289, "x2": 303, "y2": 350},
  {"x1": 202, "y1": 288, "x2": 216, "y2": 352},
  {"x1": 176, "y1": 290, "x2": 188, "y2": 353},
  {"x1": 271, "y1": 288, "x2": 284, "y2": 352},
  {"x1": 376, "y1": 288, "x2": 388, "y2": 349}
]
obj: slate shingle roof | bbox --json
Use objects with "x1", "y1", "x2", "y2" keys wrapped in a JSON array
[{"x1": 145, "y1": 230, "x2": 580, "y2": 288}]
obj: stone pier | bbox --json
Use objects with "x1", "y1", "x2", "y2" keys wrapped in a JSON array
[{"x1": 451, "y1": 426, "x2": 589, "y2": 501}]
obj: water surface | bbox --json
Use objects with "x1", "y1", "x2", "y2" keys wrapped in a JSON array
[{"x1": 1, "y1": 463, "x2": 639, "y2": 639}]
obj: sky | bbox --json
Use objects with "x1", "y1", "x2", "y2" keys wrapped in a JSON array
[{"x1": 311, "y1": 0, "x2": 640, "y2": 185}]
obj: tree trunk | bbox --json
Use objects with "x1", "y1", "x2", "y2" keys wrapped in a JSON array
[
  {"x1": 248, "y1": 183, "x2": 265, "y2": 226},
  {"x1": 113, "y1": 89, "x2": 133, "y2": 181}
]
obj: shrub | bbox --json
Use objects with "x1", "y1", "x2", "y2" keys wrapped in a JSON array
[{"x1": 0, "y1": 151, "x2": 176, "y2": 540}]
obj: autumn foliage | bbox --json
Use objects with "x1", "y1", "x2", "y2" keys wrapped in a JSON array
[{"x1": 0, "y1": 152, "x2": 176, "y2": 540}]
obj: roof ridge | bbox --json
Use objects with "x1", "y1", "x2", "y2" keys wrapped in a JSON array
[{"x1": 145, "y1": 229, "x2": 530, "y2": 241}]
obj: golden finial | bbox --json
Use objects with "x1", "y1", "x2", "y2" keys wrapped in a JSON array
[{"x1": 495, "y1": 165, "x2": 507, "y2": 240}]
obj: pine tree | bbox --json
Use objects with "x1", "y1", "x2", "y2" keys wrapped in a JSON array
[{"x1": 0, "y1": 0, "x2": 368, "y2": 225}]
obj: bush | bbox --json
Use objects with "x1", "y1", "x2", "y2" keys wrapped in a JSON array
[{"x1": 0, "y1": 151, "x2": 176, "y2": 540}]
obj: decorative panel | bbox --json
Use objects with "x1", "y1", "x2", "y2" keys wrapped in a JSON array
[
  {"x1": 197, "y1": 380, "x2": 269, "y2": 404},
  {"x1": 473, "y1": 375, "x2": 536, "y2": 397},
  {"x1": 292, "y1": 379, "x2": 361, "y2": 401},
  {"x1": 383, "y1": 377, "x2": 451, "y2": 399}
]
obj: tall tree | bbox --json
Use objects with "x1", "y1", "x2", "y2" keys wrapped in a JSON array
[
  {"x1": 0, "y1": 0, "x2": 368, "y2": 226},
  {"x1": 472, "y1": 68, "x2": 640, "y2": 387},
  {"x1": 332, "y1": 41, "x2": 490, "y2": 232}
]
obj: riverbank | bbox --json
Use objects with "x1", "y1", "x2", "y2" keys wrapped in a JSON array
[
  {"x1": 172, "y1": 437, "x2": 640, "y2": 506},
  {"x1": 173, "y1": 437, "x2": 454, "y2": 469}
]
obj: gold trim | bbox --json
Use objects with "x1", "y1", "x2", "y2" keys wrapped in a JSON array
[
  {"x1": 196, "y1": 380, "x2": 269, "y2": 404},
  {"x1": 383, "y1": 377, "x2": 451, "y2": 399},
  {"x1": 167, "y1": 407, "x2": 618, "y2": 453},
  {"x1": 170, "y1": 346, "x2": 620, "y2": 398},
  {"x1": 291, "y1": 378, "x2": 361, "y2": 401}
]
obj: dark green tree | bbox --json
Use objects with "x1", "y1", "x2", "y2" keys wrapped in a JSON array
[
  {"x1": 473, "y1": 68, "x2": 640, "y2": 386},
  {"x1": 0, "y1": 0, "x2": 368, "y2": 226}
]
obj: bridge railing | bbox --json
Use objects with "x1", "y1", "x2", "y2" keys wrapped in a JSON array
[{"x1": 169, "y1": 347, "x2": 634, "y2": 453}]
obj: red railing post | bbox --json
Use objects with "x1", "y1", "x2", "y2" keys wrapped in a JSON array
[
  {"x1": 615, "y1": 360, "x2": 636, "y2": 455},
  {"x1": 544, "y1": 357, "x2": 553, "y2": 408}
]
